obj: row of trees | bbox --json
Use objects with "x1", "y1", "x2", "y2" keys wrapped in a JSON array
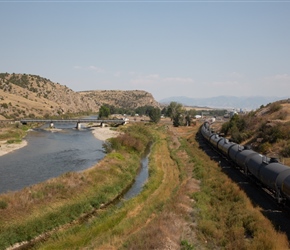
[
  {"x1": 98, "y1": 104, "x2": 162, "y2": 123},
  {"x1": 99, "y1": 104, "x2": 158, "y2": 118},
  {"x1": 98, "y1": 102, "x2": 197, "y2": 126},
  {"x1": 163, "y1": 102, "x2": 197, "y2": 126}
]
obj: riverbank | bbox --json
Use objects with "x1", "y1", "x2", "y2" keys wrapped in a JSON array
[
  {"x1": 91, "y1": 127, "x2": 121, "y2": 141},
  {"x1": 0, "y1": 124, "x2": 152, "y2": 250},
  {"x1": 0, "y1": 140, "x2": 27, "y2": 157}
]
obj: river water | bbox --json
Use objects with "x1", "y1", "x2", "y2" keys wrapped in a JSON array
[
  {"x1": 0, "y1": 123, "x2": 105, "y2": 194},
  {"x1": 122, "y1": 148, "x2": 149, "y2": 201}
]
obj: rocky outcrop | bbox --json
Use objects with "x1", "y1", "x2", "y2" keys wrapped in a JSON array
[{"x1": 79, "y1": 90, "x2": 160, "y2": 110}]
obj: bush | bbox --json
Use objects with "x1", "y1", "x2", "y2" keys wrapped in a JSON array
[
  {"x1": 0, "y1": 200, "x2": 7, "y2": 209},
  {"x1": 269, "y1": 103, "x2": 282, "y2": 113},
  {"x1": 281, "y1": 143, "x2": 290, "y2": 157},
  {"x1": 276, "y1": 111, "x2": 288, "y2": 120},
  {"x1": 220, "y1": 115, "x2": 251, "y2": 143},
  {"x1": 258, "y1": 142, "x2": 272, "y2": 154},
  {"x1": 0, "y1": 103, "x2": 8, "y2": 109},
  {"x1": 105, "y1": 125, "x2": 152, "y2": 154},
  {"x1": 259, "y1": 123, "x2": 289, "y2": 144}
]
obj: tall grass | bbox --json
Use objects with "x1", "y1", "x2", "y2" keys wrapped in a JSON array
[
  {"x1": 0, "y1": 123, "x2": 29, "y2": 141},
  {"x1": 32, "y1": 124, "x2": 178, "y2": 249},
  {"x1": 187, "y1": 132, "x2": 289, "y2": 249}
]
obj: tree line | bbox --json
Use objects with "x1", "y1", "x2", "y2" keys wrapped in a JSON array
[{"x1": 98, "y1": 102, "x2": 198, "y2": 126}]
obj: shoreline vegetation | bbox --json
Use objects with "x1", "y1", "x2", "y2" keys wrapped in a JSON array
[
  {"x1": 0, "y1": 123, "x2": 30, "y2": 157},
  {"x1": 0, "y1": 122, "x2": 289, "y2": 249}
]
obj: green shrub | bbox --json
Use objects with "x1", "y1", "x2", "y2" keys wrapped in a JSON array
[
  {"x1": 181, "y1": 239, "x2": 195, "y2": 250},
  {"x1": 107, "y1": 124, "x2": 152, "y2": 154}
]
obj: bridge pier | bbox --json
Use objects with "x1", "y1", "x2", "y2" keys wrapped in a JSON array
[
  {"x1": 76, "y1": 122, "x2": 82, "y2": 130},
  {"x1": 49, "y1": 122, "x2": 54, "y2": 129}
]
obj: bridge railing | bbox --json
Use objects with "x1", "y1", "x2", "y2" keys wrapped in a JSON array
[{"x1": 20, "y1": 119, "x2": 126, "y2": 124}]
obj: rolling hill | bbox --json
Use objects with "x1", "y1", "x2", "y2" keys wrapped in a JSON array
[
  {"x1": 214, "y1": 99, "x2": 290, "y2": 164},
  {"x1": 0, "y1": 73, "x2": 159, "y2": 119}
]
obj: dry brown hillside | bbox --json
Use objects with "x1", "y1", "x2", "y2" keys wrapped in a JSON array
[
  {"x1": 0, "y1": 73, "x2": 159, "y2": 119},
  {"x1": 220, "y1": 99, "x2": 290, "y2": 164}
]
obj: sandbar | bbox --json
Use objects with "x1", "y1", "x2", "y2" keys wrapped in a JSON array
[
  {"x1": 0, "y1": 140, "x2": 27, "y2": 157},
  {"x1": 91, "y1": 127, "x2": 120, "y2": 141}
]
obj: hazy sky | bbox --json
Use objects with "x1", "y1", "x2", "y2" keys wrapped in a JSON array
[{"x1": 1, "y1": 0, "x2": 289, "y2": 101}]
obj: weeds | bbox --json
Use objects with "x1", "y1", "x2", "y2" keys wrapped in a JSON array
[
  {"x1": 189, "y1": 132, "x2": 289, "y2": 249},
  {"x1": 181, "y1": 239, "x2": 195, "y2": 250}
]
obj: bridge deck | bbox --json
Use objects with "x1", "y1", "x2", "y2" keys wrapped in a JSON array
[{"x1": 20, "y1": 119, "x2": 125, "y2": 124}]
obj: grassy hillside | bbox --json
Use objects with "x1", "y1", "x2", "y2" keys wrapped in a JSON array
[
  {"x1": 219, "y1": 99, "x2": 290, "y2": 164},
  {"x1": 0, "y1": 73, "x2": 159, "y2": 120},
  {"x1": 0, "y1": 73, "x2": 99, "y2": 119}
]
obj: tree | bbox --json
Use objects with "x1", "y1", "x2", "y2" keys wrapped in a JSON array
[
  {"x1": 184, "y1": 109, "x2": 196, "y2": 126},
  {"x1": 185, "y1": 114, "x2": 191, "y2": 126},
  {"x1": 173, "y1": 113, "x2": 185, "y2": 127},
  {"x1": 161, "y1": 107, "x2": 167, "y2": 116},
  {"x1": 166, "y1": 102, "x2": 186, "y2": 126},
  {"x1": 166, "y1": 102, "x2": 183, "y2": 121},
  {"x1": 135, "y1": 105, "x2": 154, "y2": 116},
  {"x1": 149, "y1": 107, "x2": 161, "y2": 123},
  {"x1": 98, "y1": 105, "x2": 110, "y2": 118}
]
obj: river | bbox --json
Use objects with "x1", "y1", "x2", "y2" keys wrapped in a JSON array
[{"x1": 0, "y1": 122, "x2": 105, "y2": 194}]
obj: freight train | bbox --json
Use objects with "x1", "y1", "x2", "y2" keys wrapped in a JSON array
[{"x1": 200, "y1": 121, "x2": 290, "y2": 204}]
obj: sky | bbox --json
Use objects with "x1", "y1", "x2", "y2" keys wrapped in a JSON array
[{"x1": 0, "y1": 0, "x2": 289, "y2": 101}]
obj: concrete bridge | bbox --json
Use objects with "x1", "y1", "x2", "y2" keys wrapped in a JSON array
[{"x1": 20, "y1": 119, "x2": 126, "y2": 129}]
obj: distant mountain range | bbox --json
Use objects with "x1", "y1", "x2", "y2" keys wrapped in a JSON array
[{"x1": 159, "y1": 96, "x2": 289, "y2": 110}]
